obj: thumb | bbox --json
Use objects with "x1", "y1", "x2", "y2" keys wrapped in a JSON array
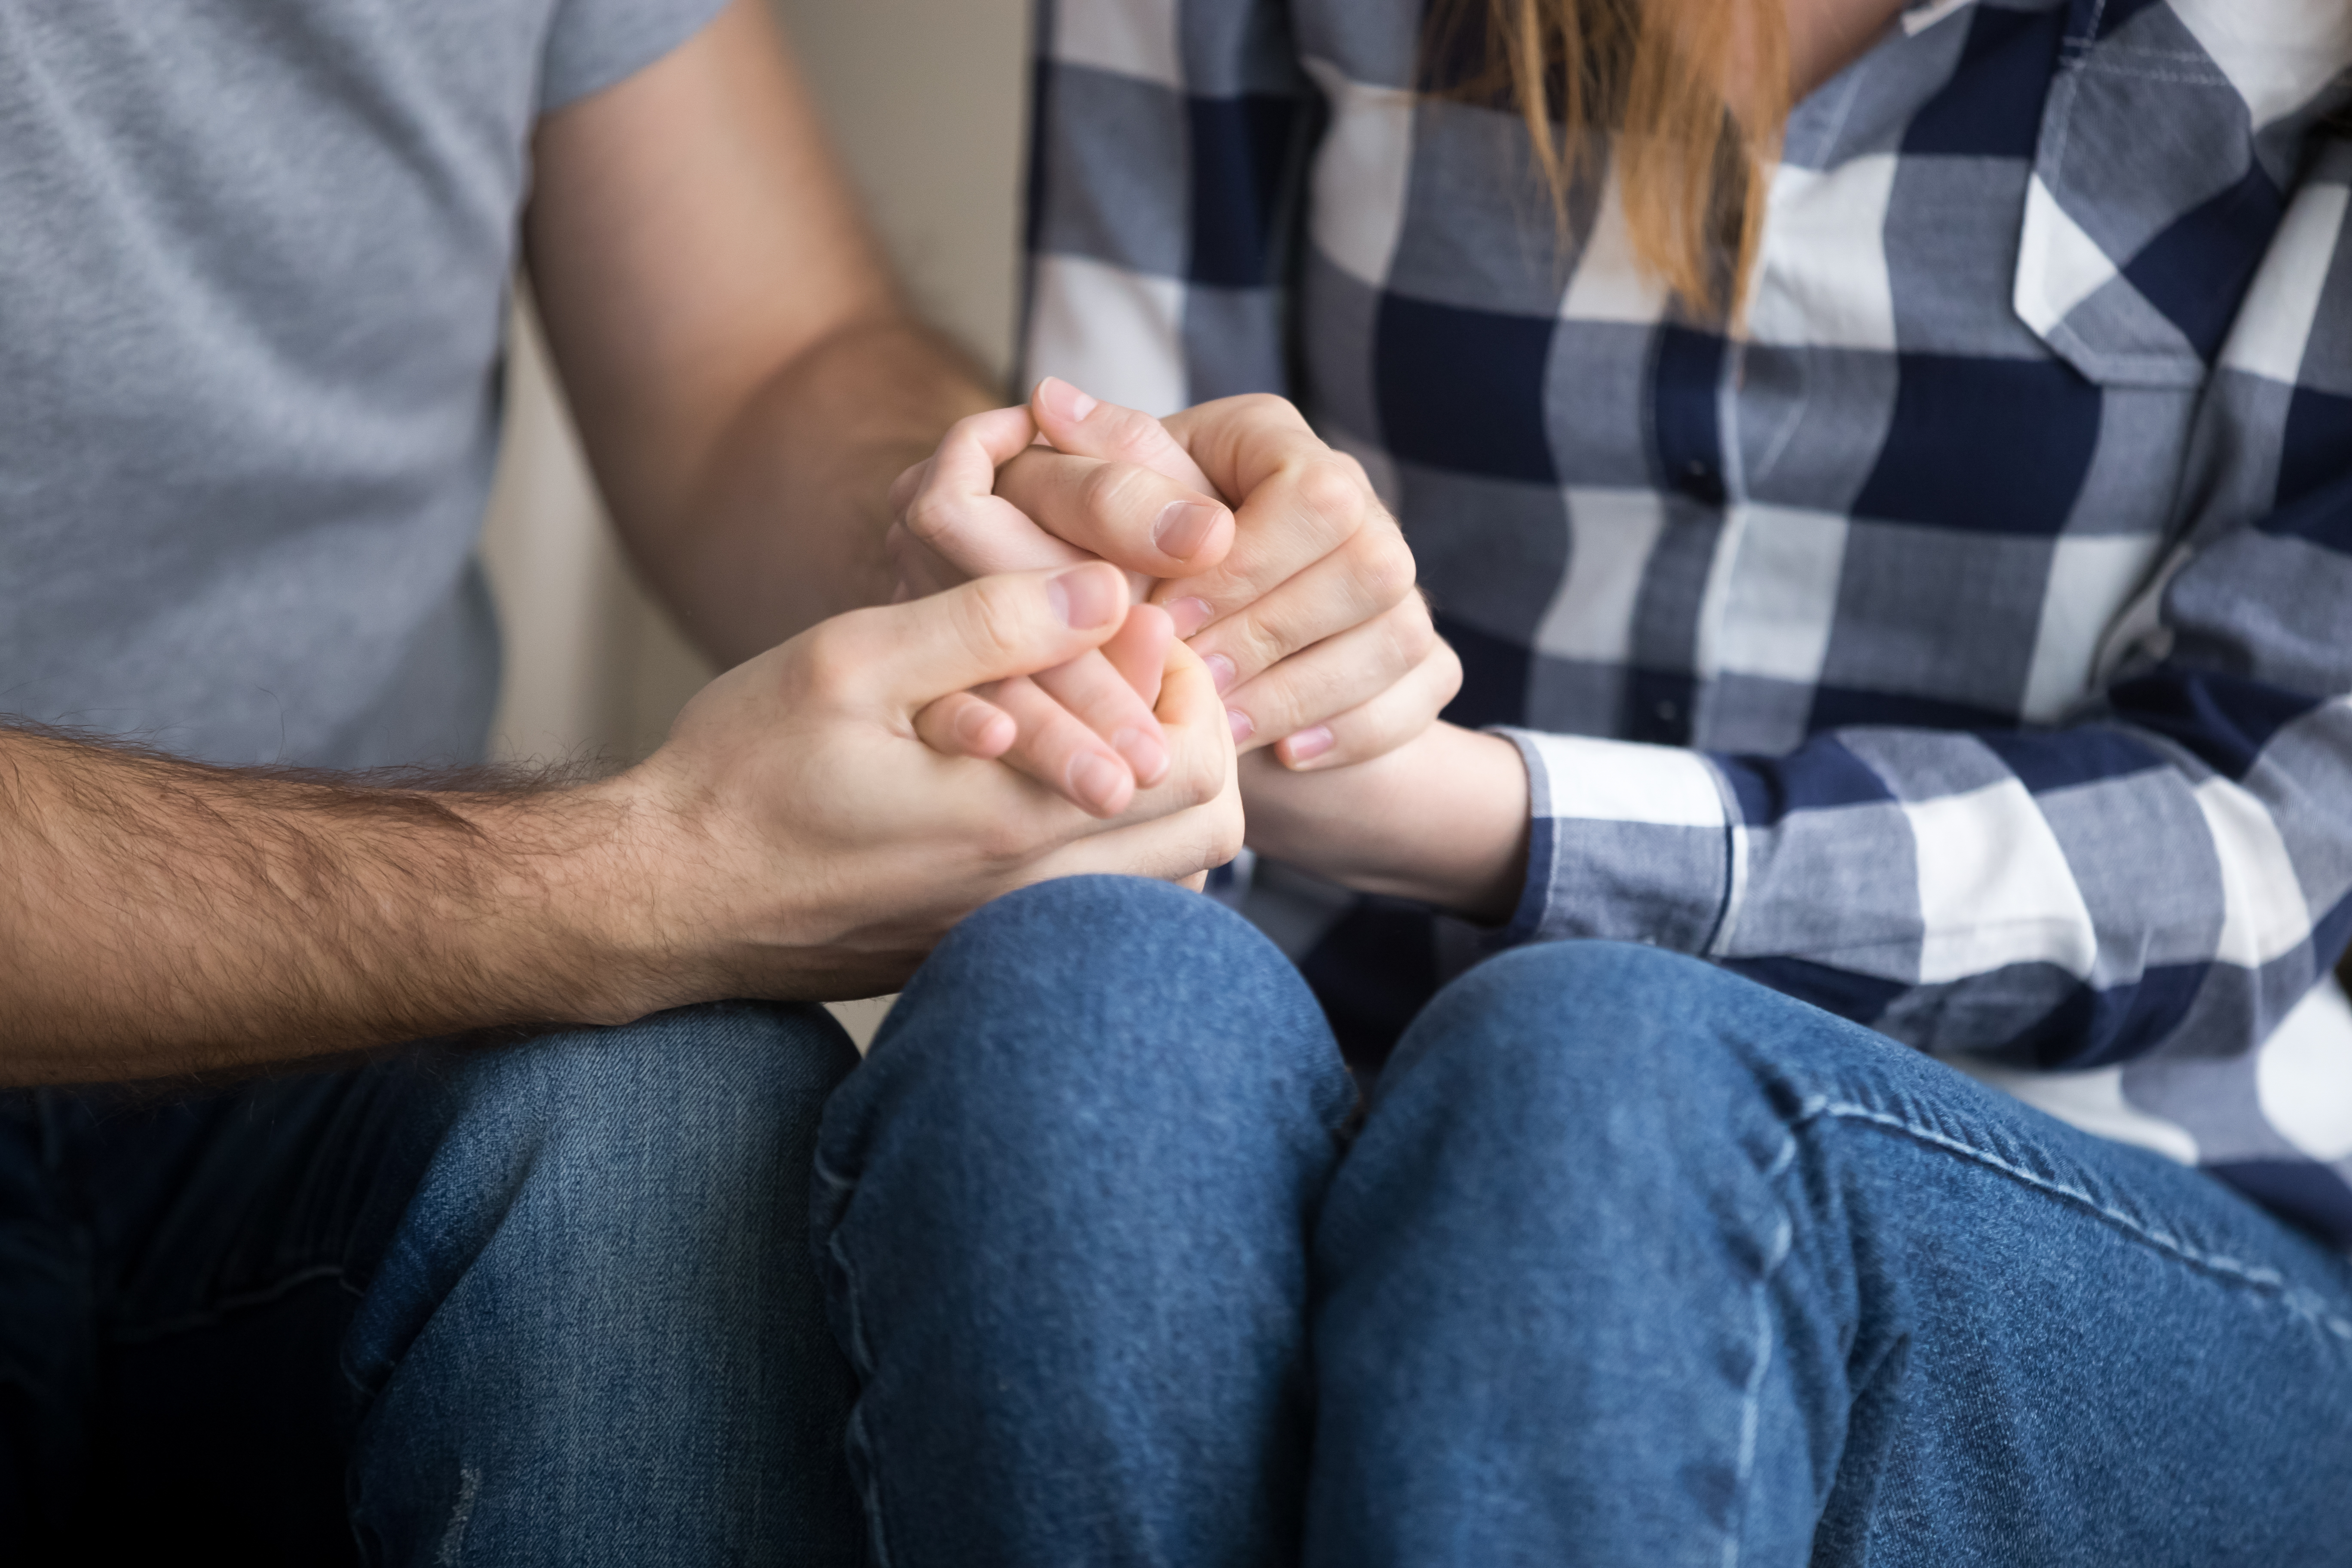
[{"x1": 836, "y1": 563, "x2": 1133, "y2": 711}]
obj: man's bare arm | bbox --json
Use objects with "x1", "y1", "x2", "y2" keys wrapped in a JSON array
[
  {"x1": 524, "y1": 1, "x2": 1275, "y2": 820},
  {"x1": 0, "y1": 567, "x2": 1240, "y2": 1086},
  {"x1": 0, "y1": 729, "x2": 658, "y2": 1084},
  {"x1": 524, "y1": 0, "x2": 994, "y2": 668}
]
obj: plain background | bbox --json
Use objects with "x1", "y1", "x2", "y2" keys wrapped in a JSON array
[
  {"x1": 478, "y1": 0, "x2": 1030, "y2": 1035},
  {"x1": 478, "y1": 0, "x2": 1032, "y2": 772}
]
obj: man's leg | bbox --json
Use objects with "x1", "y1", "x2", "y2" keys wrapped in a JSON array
[
  {"x1": 0, "y1": 1094, "x2": 96, "y2": 1558},
  {"x1": 2, "y1": 1069, "x2": 430, "y2": 1562},
  {"x1": 811, "y1": 876, "x2": 1357, "y2": 1568},
  {"x1": 1304, "y1": 940, "x2": 2352, "y2": 1566},
  {"x1": 345, "y1": 1003, "x2": 864, "y2": 1566},
  {"x1": 14, "y1": 1002, "x2": 861, "y2": 1565}
]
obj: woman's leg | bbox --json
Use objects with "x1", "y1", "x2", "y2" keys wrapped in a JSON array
[
  {"x1": 1305, "y1": 940, "x2": 2352, "y2": 1566},
  {"x1": 812, "y1": 876, "x2": 1356, "y2": 1568}
]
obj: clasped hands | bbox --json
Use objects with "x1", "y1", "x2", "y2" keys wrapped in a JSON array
[
  {"x1": 623, "y1": 381, "x2": 1472, "y2": 1006},
  {"x1": 892, "y1": 378, "x2": 1458, "y2": 818}
]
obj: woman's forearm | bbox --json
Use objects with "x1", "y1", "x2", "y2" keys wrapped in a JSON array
[{"x1": 1238, "y1": 723, "x2": 1531, "y2": 923}]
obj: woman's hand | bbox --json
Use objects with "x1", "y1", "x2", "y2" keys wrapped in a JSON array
[
  {"x1": 887, "y1": 406, "x2": 1231, "y2": 815},
  {"x1": 1238, "y1": 722, "x2": 1533, "y2": 925},
  {"x1": 1018, "y1": 383, "x2": 1458, "y2": 772},
  {"x1": 889, "y1": 382, "x2": 1457, "y2": 786}
]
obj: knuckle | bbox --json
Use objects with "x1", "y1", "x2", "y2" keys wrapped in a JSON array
[
  {"x1": 1078, "y1": 459, "x2": 1148, "y2": 521},
  {"x1": 1098, "y1": 404, "x2": 1170, "y2": 461},
  {"x1": 1292, "y1": 458, "x2": 1368, "y2": 528},
  {"x1": 957, "y1": 578, "x2": 1033, "y2": 658},
  {"x1": 1225, "y1": 608, "x2": 1297, "y2": 674},
  {"x1": 1180, "y1": 744, "x2": 1227, "y2": 810},
  {"x1": 1233, "y1": 392, "x2": 1297, "y2": 425},
  {"x1": 1431, "y1": 639, "x2": 1466, "y2": 706},
  {"x1": 1358, "y1": 530, "x2": 1419, "y2": 604},
  {"x1": 1207, "y1": 802, "x2": 1246, "y2": 867},
  {"x1": 976, "y1": 811, "x2": 1036, "y2": 866},
  {"x1": 796, "y1": 624, "x2": 863, "y2": 705},
  {"x1": 901, "y1": 488, "x2": 960, "y2": 548},
  {"x1": 1390, "y1": 597, "x2": 1441, "y2": 662}
]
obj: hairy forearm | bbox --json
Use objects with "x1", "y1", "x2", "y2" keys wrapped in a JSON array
[
  {"x1": 636, "y1": 315, "x2": 998, "y2": 668},
  {"x1": 0, "y1": 730, "x2": 683, "y2": 1084}
]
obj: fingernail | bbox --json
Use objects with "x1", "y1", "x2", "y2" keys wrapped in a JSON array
[
  {"x1": 1283, "y1": 726, "x2": 1335, "y2": 765},
  {"x1": 1205, "y1": 653, "x2": 1237, "y2": 694},
  {"x1": 1167, "y1": 597, "x2": 1215, "y2": 638},
  {"x1": 955, "y1": 702, "x2": 1004, "y2": 752},
  {"x1": 1048, "y1": 566, "x2": 1122, "y2": 630},
  {"x1": 1035, "y1": 376, "x2": 1098, "y2": 425},
  {"x1": 1152, "y1": 501, "x2": 1222, "y2": 562},
  {"x1": 1228, "y1": 708, "x2": 1255, "y2": 744},
  {"x1": 1112, "y1": 726, "x2": 1170, "y2": 787},
  {"x1": 1070, "y1": 751, "x2": 1129, "y2": 814}
]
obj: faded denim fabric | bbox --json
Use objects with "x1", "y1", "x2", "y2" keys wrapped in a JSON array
[
  {"x1": 816, "y1": 877, "x2": 2352, "y2": 1565},
  {"x1": 0, "y1": 1003, "x2": 863, "y2": 1565}
]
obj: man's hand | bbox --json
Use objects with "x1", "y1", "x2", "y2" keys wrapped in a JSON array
[
  {"x1": 630, "y1": 561, "x2": 1241, "y2": 1003},
  {"x1": 0, "y1": 564, "x2": 1238, "y2": 1083},
  {"x1": 891, "y1": 381, "x2": 1460, "y2": 776}
]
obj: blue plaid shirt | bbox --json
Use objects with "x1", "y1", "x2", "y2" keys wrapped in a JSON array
[{"x1": 1023, "y1": 0, "x2": 2352, "y2": 1245}]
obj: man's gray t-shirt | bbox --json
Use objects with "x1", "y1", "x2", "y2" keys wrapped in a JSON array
[{"x1": 0, "y1": 0, "x2": 724, "y2": 769}]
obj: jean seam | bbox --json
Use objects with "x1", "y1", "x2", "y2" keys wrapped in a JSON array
[
  {"x1": 1792, "y1": 1096, "x2": 2352, "y2": 1344},
  {"x1": 814, "y1": 1153, "x2": 899, "y2": 1568},
  {"x1": 1724, "y1": 1133, "x2": 1801, "y2": 1568}
]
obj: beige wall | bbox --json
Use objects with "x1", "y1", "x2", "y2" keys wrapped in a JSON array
[{"x1": 479, "y1": 0, "x2": 1032, "y2": 772}]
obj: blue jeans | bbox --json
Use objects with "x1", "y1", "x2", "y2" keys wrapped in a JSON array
[
  {"x1": 0, "y1": 1003, "x2": 864, "y2": 1565},
  {"x1": 814, "y1": 877, "x2": 2352, "y2": 1566}
]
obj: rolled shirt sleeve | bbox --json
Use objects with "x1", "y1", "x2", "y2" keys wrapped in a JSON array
[{"x1": 1496, "y1": 732, "x2": 1740, "y2": 959}]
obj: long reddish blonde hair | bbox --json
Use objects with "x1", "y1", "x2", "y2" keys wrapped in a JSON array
[{"x1": 1425, "y1": 0, "x2": 1792, "y2": 314}]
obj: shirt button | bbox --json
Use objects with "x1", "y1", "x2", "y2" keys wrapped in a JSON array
[
  {"x1": 1655, "y1": 699, "x2": 1680, "y2": 723},
  {"x1": 1679, "y1": 459, "x2": 1724, "y2": 505}
]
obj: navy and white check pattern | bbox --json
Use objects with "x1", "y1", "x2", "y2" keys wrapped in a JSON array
[{"x1": 1023, "y1": 0, "x2": 2352, "y2": 1244}]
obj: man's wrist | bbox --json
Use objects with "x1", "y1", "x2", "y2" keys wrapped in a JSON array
[{"x1": 455, "y1": 770, "x2": 720, "y2": 1029}]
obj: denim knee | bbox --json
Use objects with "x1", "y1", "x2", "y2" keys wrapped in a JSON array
[
  {"x1": 440, "y1": 1000, "x2": 861, "y2": 1185},
  {"x1": 809, "y1": 882, "x2": 1346, "y2": 1568},
  {"x1": 1365, "y1": 941, "x2": 1835, "y2": 1205},
  {"x1": 833, "y1": 877, "x2": 1351, "y2": 1173},
  {"x1": 348, "y1": 1001, "x2": 861, "y2": 1390}
]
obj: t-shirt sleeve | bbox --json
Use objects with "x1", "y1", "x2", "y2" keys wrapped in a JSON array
[{"x1": 538, "y1": 0, "x2": 731, "y2": 112}]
